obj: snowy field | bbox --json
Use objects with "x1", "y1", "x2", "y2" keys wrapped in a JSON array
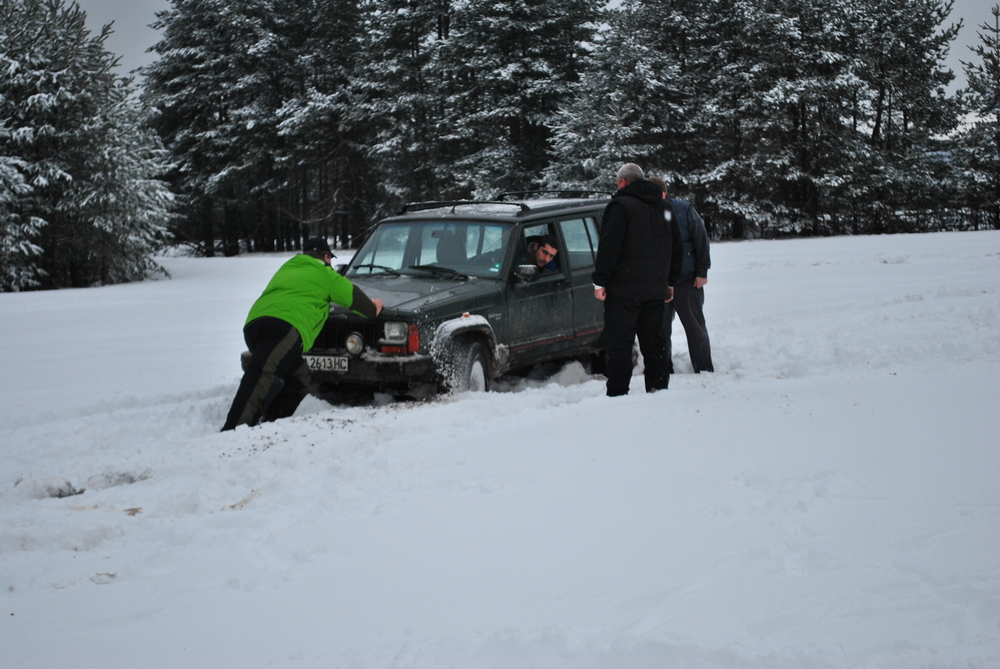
[{"x1": 1, "y1": 230, "x2": 998, "y2": 669}]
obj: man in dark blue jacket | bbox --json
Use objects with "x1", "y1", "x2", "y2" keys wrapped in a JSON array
[
  {"x1": 648, "y1": 178, "x2": 714, "y2": 373},
  {"x1": 593, "y1": 164, "x2": 683, "y2": 396}
]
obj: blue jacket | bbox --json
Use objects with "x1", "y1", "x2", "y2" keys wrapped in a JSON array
[{"x1": 668, "y1": 198, "x2": 711, "y2": 279}]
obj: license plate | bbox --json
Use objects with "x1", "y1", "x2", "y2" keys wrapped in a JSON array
[{"x1": 305, "y1": 355, "x2": 349, "y2": 373}]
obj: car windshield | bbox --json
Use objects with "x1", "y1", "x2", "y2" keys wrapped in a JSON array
[{"x1": 347, "y1": 221, "x2": 514, "y2": 279}]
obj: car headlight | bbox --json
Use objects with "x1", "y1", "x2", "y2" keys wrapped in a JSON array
[
  {"x1": 345, "y1": 332, "x2": 364, "y2": 355},
  {"x1": 383, "y1": 321, "x2": 408, "y2": 343}
]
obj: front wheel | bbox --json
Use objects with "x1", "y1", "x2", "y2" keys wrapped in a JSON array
[{"x1": 446, "y1": 340, "x2": 491, "y2": 393}]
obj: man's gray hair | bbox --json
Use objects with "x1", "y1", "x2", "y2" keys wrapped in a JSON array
[{"x1": 616, "y1": 163, "x2": 645, "y2": 184}]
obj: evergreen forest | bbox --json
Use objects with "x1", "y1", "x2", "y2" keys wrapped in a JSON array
[{"x1": 2, "y1": 0, "x2": 999, "y2": 290}]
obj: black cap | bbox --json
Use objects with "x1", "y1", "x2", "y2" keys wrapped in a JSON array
[{"x1": 303, "y1": 237, "x2": 333, "y2": 254}]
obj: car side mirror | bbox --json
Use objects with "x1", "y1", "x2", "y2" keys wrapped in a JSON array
[
  {"x1": 514, "y1": 264, "x2": 539, "y2": 283},
  {"x1": 334, "y1": 263, "x2": 348, "y2": 274}
]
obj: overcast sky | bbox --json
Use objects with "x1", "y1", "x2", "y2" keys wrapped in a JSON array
[{"x1": 77, "y1": 0, "x2": 987, "y2": 89}]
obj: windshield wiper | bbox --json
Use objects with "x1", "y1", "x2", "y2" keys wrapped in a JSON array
[
  {"x1": 351, "y1": 264, "x2": 401, "y2": 276},
  {"x1": 408, "y1": 264, "x2": 469, "y2": 280}
]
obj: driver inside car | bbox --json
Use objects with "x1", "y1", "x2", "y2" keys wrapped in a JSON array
[{"x1": 525, "y1": 234, "x2": 560, "y2": 273}]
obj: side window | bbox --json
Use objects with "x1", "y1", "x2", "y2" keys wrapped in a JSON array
[
  {"x1": 587, "y1": 216, "x2": 600, "y2": 251},
  {"x1": 559, "y1": 217, "x2": 597, "y2": 270}
]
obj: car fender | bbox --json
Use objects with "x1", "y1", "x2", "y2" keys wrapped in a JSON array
[{"x1": 430, "y1": 314, "x2": 508, "y2": 372}]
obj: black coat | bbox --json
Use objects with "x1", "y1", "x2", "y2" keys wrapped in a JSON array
[{"x1": 592, "y1": 180, "x2": 684, "y2": 300}]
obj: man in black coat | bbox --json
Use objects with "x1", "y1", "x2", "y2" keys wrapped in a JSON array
[{"x1": 593, "y1": 164, "x2": 683, "y2": 396}]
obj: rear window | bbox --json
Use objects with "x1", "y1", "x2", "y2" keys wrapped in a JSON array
[{"x1": 559, "y1": 217, "x2": 599, "y2": 270}]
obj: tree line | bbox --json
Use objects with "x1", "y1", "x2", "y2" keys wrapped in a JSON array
[
  {"x1": 1, "y1": 0, "x2": 171, "y2": 290},
  {"x1": 2, "y1": 0, "x2": 999, "y2": 290}
]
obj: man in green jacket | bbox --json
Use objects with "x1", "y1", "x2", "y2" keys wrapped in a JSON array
[{"x1": 222, "y1": 238, "x2": 383, "y2": 431}]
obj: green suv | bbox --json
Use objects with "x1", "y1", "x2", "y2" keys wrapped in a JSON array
[{"x1": 309, "y1": 193, "x2": 609, "y2": 395}]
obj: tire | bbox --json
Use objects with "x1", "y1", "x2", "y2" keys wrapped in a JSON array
[{"x1": 448, "y1": 340, "x2": 491, "y2": 393}]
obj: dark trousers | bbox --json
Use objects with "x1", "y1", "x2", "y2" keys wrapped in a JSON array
[
  {"x1": 664, "y1": 278, "x2": 714, "y2": 373},
  {"x1": 603, "y1": 294, "x2": 669, "y2": 396},
  {"x1": 222, "y1": 317, "x2": 310, "y2": 431}
]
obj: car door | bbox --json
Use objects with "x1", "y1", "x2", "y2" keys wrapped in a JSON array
[
  {"x1": 558, "y1": 214, "x2": 603, "y2": 353},
  {"x1": 503, "y1": 221, "x2": 574, "y2": 366}
]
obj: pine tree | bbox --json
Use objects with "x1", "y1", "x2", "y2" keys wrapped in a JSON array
[
  {"x1": 956, "y1": 4, "x2": 1000, "y2": 229},
  {"x1": 851, "y1": 0, "x2": 962, "y2": 233},
  {"x1": 146, "y1": 0, "x2": 269, "y2": 256},
  {"x1": 669, "y1": 0, "x2": 795, "y2": 237},
  {"x1": 71, "y1": 95, "x2": 174, "y2": 284},
  {"x1": 439, "y1": 0, "x2": 601, "y2": 197},
  {"x1": 544, "y1": 2, "x2": 683, "y2": 193},
  {"x1": 0, "y1": 0, "x2": 171, "y2": 290},
  {"x1": 146, "y1": 0, "x2": 367, "y2": 254},
  {"x1": 273, "y1": 0, "x2": 367, "y2": 247},
  {"x1": 0, "y1": 156, "x2": 45, "y2": 290},
  {"x1": 720, "y1": 0, "x2": 874, "y2": 236},
  {"x1": 346, "y1": 0, "x2": 451, "y2": 214}
]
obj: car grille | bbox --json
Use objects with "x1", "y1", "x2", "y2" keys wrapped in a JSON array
[{"x1": 314, "y1": 316, "x2": 380, "y2": 351}]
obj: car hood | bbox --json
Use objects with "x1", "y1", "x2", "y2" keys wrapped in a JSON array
[{"x1": 334, "y1": 275, "x2": 501, "y2": 315}]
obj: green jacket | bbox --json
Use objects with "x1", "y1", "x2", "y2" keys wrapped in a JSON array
[{"x1": 246, "y1": 254, "x2": 375, "y2": 352}]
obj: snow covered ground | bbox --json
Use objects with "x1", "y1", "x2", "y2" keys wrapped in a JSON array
[{"x1": 1, "y1": 230, "x2": 998, "y2": 669}]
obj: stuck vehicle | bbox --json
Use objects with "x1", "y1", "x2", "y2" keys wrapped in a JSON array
[{"x1": 300, "y1": 193, "x2": 609, "y2": 395}]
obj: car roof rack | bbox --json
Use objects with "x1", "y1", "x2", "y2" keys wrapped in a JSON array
[
  {"x1": 398, "y1": 200, "x2": 530, "y2": 214},
  {"x1": 498, "y1": 190, "x2": 613, "y2": 200}
]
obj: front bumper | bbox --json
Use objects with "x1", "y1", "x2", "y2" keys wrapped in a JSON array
[{"x1": 308, "y1": 350, "x2": 437, "y2": 390}]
